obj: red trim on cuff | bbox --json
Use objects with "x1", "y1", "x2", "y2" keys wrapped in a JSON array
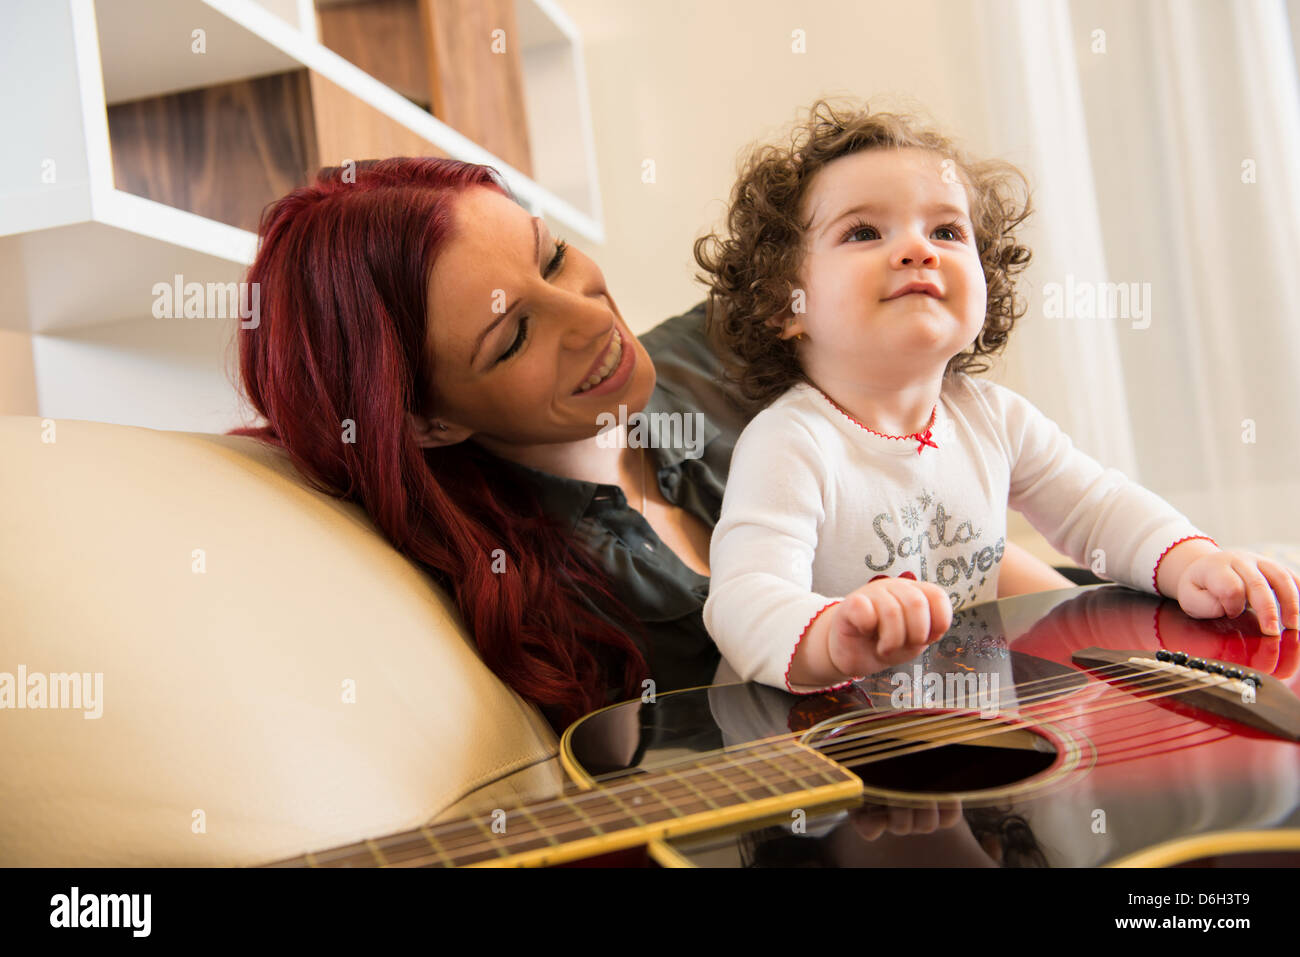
[
  {"x1": 783, "y1": 599, "x2": 852, "y2": 695},
  {"x1": 1152, "y1": 535, "x2": 1219, "y2": 593}
]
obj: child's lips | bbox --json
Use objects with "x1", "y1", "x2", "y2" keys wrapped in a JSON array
[{"x1": 885, "y1": 282, "x2": 943, "y2": 300}]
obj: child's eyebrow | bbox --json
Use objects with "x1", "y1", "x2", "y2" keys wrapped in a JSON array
[{"x1": 815, "y1": 202, "x2": 970, "y2": 239}]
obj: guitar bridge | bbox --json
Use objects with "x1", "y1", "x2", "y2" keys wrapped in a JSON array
[{"x1": 1070, "y1": 647, "x2": 1300, "y2": 742}]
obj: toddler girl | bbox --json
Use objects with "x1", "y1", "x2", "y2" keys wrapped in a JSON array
[{"x1": 695, "y1": 100, "x2": 1300, "y2": 694}]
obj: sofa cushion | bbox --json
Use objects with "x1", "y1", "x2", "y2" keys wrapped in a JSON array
[{"x1": 0, "y1": 415, "x2": 561, "y2": 866}]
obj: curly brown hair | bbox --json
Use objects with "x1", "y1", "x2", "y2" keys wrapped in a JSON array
[{"x1": 694, "y1": 98, "x2": 1034, "y2": 414}]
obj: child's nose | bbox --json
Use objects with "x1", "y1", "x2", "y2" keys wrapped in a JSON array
[{"x1": 895, "y1": 241, "x2": 940, "y2": 268}]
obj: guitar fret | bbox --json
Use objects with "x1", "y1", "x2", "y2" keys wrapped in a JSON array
[
  {"x1": 441, "y1": 813, "x2": 555, "y2": 865},
  {"x1": 459, "y1": 815, "x2": 509, "y2": 864},
  {"x1": 432, "y1": 823, "x2": 503, "y2": 854},
  {"x1": 620, "y1": 779, "x2": 684, "y2": 823},
  {"x1": 755, "y1": 745, "x2": 818, "y2": 793},
  {"x1": 359, "y1": 829, "x2": 450, "y2": 867},
  {"x1": 656, "y1": 765, "x2": 722, "y2": 810},
  {"x1": 419, "y1": 825, "x2": 455, "y2": 867},
  {"x1": 597, "y1": 781, "x2": 650, "y2": 828},
  {"x1": 515, "y1": 806, "x2": 562, "y2": 847},
  {"x1": 264, "y1": 737, "x2": 862, "y2": 868},
  {"x1": 702, "y1": 758, "x2": 781, "y2": 803},
  {"x1": 306, "y1": 842, "x2": 378, "y2": 868},
  {"x1": 788, "y1": 744, "x2": 848, "y2": 787},
  {"x1": 559, "y1": 791, "x2": 608, "y2": 835},
  {"x1": 638, "y1": 774, "x2": 713, "y2": 817}
]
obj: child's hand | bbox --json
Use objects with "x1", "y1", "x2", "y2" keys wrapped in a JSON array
[
  {"x1": 825, "y1": 577, "x2": 953, "y2": 678},
  {"x1": 1172, "y1": 547, "x2": 1300, "y2": 636}
]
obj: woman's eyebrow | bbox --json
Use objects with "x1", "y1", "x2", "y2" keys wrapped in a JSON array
[{"x1": 469, "y1": 218, "x2": 540, "y2": 368}]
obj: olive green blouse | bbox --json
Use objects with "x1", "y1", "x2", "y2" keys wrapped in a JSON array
[{"x1": 494, "y1": 301, "x2": 751, "y2": 702}]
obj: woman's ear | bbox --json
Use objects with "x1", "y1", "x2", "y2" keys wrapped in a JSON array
[{"x1": 407, "y1": 411, "x2": 473, "y2": 448}]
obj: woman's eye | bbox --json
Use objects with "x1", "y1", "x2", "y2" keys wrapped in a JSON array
[
  {"x1": 495, "y1": 239, "x2": 567, "y2": 366},
  {"x1": 498, "y1": 316, "x2": 529, "y2": 364},
  {"x1": 545, "y1": 238, "x2": 568, "y2": 277}
]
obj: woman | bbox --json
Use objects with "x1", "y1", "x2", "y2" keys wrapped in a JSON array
[{"x1": 230, "y1": 156, "x2": 1074, "y2": 734}]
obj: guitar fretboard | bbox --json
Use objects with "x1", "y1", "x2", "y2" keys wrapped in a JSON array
[{"x1": 263, "y1": 737, "x2": 861, "y2": 868}]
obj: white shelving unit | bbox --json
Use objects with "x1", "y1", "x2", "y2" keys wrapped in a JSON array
[{"x1": 0, "y1": 0, "x2": 603, "y2": 431}]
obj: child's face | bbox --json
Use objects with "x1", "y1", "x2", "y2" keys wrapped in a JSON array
[{"x1": 782, "y1": 147, "x2": 987, "y2": 390}]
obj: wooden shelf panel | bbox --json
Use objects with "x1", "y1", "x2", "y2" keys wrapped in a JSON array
[
  {"x1": 425, "y1": 0, "x2": 534, "y2": 178},
  {"x1": 315, "y1": 0, "x2": 431, "y2": 108},
  {"x1": 107, "y1": 70, "x2": 319, "y2": 234},
  {"x1": 106, "y1": 67, "x2": 448, "y2": 233}
]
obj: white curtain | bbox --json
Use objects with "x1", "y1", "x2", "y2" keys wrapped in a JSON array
[{"x1": 969, "y1": 0, "x2": 1300, "y2": 547}]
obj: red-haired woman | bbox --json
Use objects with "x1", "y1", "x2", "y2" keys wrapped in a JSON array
[{"x1": 230, "y1": 157, "x2": 1073, "y2": 734}]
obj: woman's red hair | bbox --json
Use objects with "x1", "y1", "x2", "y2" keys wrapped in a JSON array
[{"x1": 228, "y1": 157, "x2": 649, "y2": 732}]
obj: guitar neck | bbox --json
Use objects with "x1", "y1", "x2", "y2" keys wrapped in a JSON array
[{"x1": 263, "y1": 737, "x2": 861, "y2": 868}]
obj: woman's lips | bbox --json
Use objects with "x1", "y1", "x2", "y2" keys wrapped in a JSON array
[
  {"x1": 572, "y1": 327, "x2": 635, "y2": 397},
  {"x1": 574, "y1": 329, "x2": 622, "y2": 393}
]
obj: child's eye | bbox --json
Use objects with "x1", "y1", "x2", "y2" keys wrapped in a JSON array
[
  {"x1": 842, "y1": 220, "x2": 880, "y2": 243},
  {"x1": 935, "y1": 222, "x2": 968, "y2": 242}
]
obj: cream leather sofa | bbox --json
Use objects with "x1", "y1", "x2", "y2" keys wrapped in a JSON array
[{"x1": 0, "y1": 415, "x2": 565, "y2": 866}]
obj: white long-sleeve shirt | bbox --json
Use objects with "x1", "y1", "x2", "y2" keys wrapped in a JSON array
[{"x1": 703, "y1": 374, "x2": 1213, "y2": 693}]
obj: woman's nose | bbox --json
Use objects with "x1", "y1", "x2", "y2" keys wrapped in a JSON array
[{"x1": 550, "y1": 286, "x2": 614, "y2": 349}]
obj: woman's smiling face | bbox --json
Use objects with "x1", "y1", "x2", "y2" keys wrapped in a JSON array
[{"x1": 412, "y1": 186, "x2": 656, "y2": 451}]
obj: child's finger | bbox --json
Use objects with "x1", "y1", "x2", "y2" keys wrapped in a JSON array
[
  {"x1": 871, "y1": 590, "x2": 906, "y2": 657},
  {"x1": 838, "y1": 593, "x2": 878, "y2": 643},
  {"x1": 886, "y1": 582, "x2": 932, "y2": 649},
  {"x1": 1256, "y1": 560, "x2": 1300, "y2": 632},
  {"x1": 1230, "y1": 556, "x2": 1285, "y2": 635},
  {"x1": 919, "y1": 583, "x2": 954, "y2": 639},
  {"x1": 1195, "y1": 561, "x2": 1247, "y2": 617},
  {"x1": 829, "y1": 596, "x2": 878, "y2": 677}
]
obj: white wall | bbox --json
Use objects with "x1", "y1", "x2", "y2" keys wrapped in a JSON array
[
  {"x1": 555, "y1": 0, "x2": 993, "y2": 336},
  {"x1": 556, "y1": 0, "x2": 1300, "y2": 554}
]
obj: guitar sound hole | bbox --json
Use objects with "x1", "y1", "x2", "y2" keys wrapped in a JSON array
[{"x1": 816, "y1": 712, "x2": 1061, "y2": 796}]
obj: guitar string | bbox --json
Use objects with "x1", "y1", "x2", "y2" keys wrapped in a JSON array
[
  {"x1": 803, "y1": 667, "x2": 1246, "y2": 768},
  {"x1": 306, "y1": 661, "x2": 1140, "y2": 861},
  {"x1": 412, "y1": 665, "x2": 1253, "y2": 866},
  {"x1": 323, "y1": 661, "x2": 1257, "y2": 865},
  {"x1": 766, "y1": 658, "x2": 1253, "y2": 761},
  {"x1": 303, "y1": 661, "x2": 1247, "y2": 865},
  {"x1": 302, "y1": 658, "x2": 1254, "y2": 865}
]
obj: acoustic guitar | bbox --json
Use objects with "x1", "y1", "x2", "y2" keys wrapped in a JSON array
[{"x1": 261, "y1": 584, "x2": 1300, "y2": 868}]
